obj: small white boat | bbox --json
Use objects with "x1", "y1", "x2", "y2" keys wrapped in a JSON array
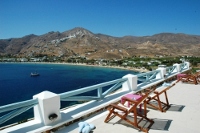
[{"x1": 30, "y1": 72, "x2": 40, "y2": 77}]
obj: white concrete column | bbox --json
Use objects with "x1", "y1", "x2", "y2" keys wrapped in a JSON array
[
  {"x1": 122, "y1": 74, "x2": 137, "y2": 91},
  {"x1": 173, "y1": 63, "x2": 181, "y2": 72},
  {"x1": 156, "y1": 67, "x2": 167, "y2": 79},
  {"x1": 185, "y1": 61, "x2": 190, "y2": 70},
  {"x1": 33, "y1": 91, "x2": 61, "y2": 126}
]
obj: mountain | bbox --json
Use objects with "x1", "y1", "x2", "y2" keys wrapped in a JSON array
[{"x1": 0, "y1": 27, "x2": 200, "y2": 59}]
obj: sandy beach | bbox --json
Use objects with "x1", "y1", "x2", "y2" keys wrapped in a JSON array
[
  {"x1": 29, "y1": 62, "x2": 149, "y2": 73},
  {"x1": 3, "y1": 61, "x2": 149, "y2": 73}
]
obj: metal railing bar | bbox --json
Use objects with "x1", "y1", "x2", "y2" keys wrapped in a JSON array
[
  {"x1": 59, "y1": 78, "x2": 127, "y2": 99},
  {"x1": 137, "y1": 70, "x2": 160, "y2": 77},
  {"x1": 0, "y1": 105, "x2": 34, "y2": 125},
  {"x1": 102, "y1": 81, "x2": 124, "y2": 96},
  {"x1": 0, "y1": 99, "x2": 38, "y2": 113},
  {"x1": 149, "y1": 71, "x2": 159, "y2": 80},
  {"x1": 60, "y1": 96, "x2": 99, "y2": 101}
]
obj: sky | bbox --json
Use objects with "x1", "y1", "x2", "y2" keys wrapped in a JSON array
[{"x1": 0, "y1": 0, "x2": 200, "y2": 39}]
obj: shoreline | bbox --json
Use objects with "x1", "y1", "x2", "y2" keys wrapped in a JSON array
[
  {"x1": 67, "y1": 63, "x2": 149, "y2": 73},
  {"x1": 0, "y1": 61, "x2": 149, "y2": 73}
]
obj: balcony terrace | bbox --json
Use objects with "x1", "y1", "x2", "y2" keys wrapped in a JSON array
[
  {"x1": 1, "y1": 62, "x2": 199, "y2": 133},
  {"x1": 56, "y1": 82, "x2": 200, "y2": 133}
]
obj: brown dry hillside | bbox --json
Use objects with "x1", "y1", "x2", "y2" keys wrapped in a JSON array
[{"x1": 0, "y1": 27, "x2": 200, "y2": 59}]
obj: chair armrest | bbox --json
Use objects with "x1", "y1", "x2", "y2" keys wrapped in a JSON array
[
  {"x1": 122, "y1": 96, "x2": 138, "y2": 103},
  {"x1": 110, "y1": 103, "x2": 127, "y2": 112}
]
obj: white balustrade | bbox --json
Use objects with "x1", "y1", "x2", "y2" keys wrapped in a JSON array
[
  {"x1": 33, "y1": 91, "x2": 61, "y2": 126},
  {"x1": 0, "y1": 62, "x2": 191, "y2": 132}
]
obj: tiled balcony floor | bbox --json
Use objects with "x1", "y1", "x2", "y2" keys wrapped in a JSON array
[{"x1": 55, "y1": 82, "x2": 200, "y2": 133}]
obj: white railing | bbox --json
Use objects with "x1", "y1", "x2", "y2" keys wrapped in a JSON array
[
  {"x1": 60, "y1": 78, "x2": 127, "y2": 101},
  {"x1": 137, "y1": 70, "x2": 161, "y2": 83},
  {"x1": 165, "y1": 65, "x2": 177, "y2": 77},
  {"x1": 0, "y1": 78, "x2": 127, "y2": 126},
  {"x1": 180, "y1": 62, "x2": 189, "y2": 71},
  {"x1": 0, "y1": 62, "x2": 190, "y2": 132},
  {"x1": 0, "y1": 99, "x2": 38, "y2": 125}
]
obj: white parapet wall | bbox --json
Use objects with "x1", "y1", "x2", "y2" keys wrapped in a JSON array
[
  {"x1": 122, "y1": 74, "x2": 137, "y2": 91},
  {"x1": 33, "y1": 91, "x2": 61, "y2": 126},
  {"x1": 173, "y1": 63, "x2": 181, "y2": 72},
  {"x1": 156, "y1": 67, "x2": 166, "y2": 79},
  {"x1": 185, "y1": 62, "x2": 190, "y2": 69},
  {"x1": 1, "y1": 62, "x2": 192, "y2": 133},
  {"x1": 173, "y1": 61, "x2": 190, "y2": 73}
]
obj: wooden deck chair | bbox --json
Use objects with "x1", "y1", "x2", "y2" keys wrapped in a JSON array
[
  {"x1": 179, "y1": 74, "x2": 198, "y2": 85},
  {"x1": 177, "y1": 71, "x2": 200, "y2": 85},
  {"x1": 146, "y1": 83, "x2": 175, "y2": 112},
  {"x1": 104, "y1": 90, "x2": 154, "y2": 133},
  {"x1": 196, "y1": 74, "x2": 200, "y2": 83}
]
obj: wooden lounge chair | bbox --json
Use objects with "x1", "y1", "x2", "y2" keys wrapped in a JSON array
[
  {"x1": 146, "y1": 83, "x2": 175, "y2": 112},
  {"x1": 178, "y1": 71, "x2": 200, "y2": 85},
  {"x1": 179, "y1": 74, "x2": 198, "y2": 85},
  {"x1": 104, "y1": 89, "x2": 154, "y2": 133}
]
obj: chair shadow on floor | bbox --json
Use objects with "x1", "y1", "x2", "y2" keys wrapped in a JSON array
[
  {"x1": 147, "y1": 101, "x2": 185, "y2": 112},
  {"x1": 108, "y1": 103, "x2": 184, "y2": 132},
  {"x1": 116, "y1": 116, "x2": 153, "y2": 131},
  {"x1": 150, "y1": 118, "x2": 172, "y2": 131},
  {"x1": 116, "y1": 116, "x2": 172, "y2": 131},
  {"x1": 167, "y1": 104, "x2": 185, "y2": 112}
]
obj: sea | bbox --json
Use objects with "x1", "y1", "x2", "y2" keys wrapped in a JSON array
[{"x1": 0, "y1": 62, "x2": 139, "y2": 127}]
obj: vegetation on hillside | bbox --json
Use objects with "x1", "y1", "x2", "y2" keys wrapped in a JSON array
[{"x1": 1, "y1": 55, "x2": 200, "y2": 72}]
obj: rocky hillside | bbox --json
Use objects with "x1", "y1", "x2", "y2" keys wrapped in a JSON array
[{"x1": 0, "y1": 27, "x2": 200, "y2": 59}]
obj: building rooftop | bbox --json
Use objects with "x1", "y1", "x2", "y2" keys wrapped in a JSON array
[{"x1": 55, "y1": 82, "x2": 200, "y2": 133}]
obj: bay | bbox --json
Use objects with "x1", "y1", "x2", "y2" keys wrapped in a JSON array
[{"x1": 0, "y1": 62, "x2": 139, "y2": 126}]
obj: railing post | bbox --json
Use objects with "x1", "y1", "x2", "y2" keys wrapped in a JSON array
[
  {"x1": 156, "y1": 65, "x2": 166, "y2": 79},
  {"x1": 122, "y1": 74, "x2": 137, "y2": 91},
  {"x1": 173, "y1": 63, "x2": 181, "y2": 72},
  {"x1": 184, "y1": 61, "x2": 190, "y2": 70},
  {"x1": 33, "y1": 91, "x2": 61, "y2": 126},
  {"x1": 98, "y1": 88, "x2": 103, "y2": 99}
]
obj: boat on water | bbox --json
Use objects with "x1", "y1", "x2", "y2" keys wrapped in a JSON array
[{"x1": 30, "y1": 72, "x2": 40, "y2": 77}]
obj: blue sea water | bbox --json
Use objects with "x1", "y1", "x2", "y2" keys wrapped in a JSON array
[{"x1": 0, "y1": 63, "x2": 139, "y2": 126}]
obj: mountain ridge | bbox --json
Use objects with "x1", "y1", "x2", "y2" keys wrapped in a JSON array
[{"x1": 0, "y1": 27, "x2": 200, "y2": 59}]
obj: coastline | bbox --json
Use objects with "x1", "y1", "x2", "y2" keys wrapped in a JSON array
[
  {"x1": 1, "y1": 62, "x2": 149, "y2": 73},
  {"x1": 64, "y1": 63, "x2": 149, "y2": 73},
  {"x1": 0, "y1": 61, "x2": 151, "y2": 128}
]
